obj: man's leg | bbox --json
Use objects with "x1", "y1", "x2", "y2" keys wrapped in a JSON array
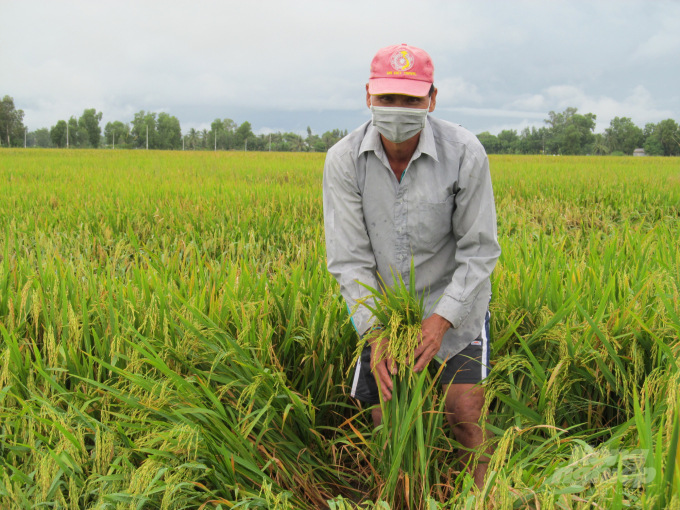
[
  {"x1": 371, "y1": 407, "x2": 382, "y2": 427},
  {"x1": 371, "y1": 385, "x2": 492, "y2": 487},
  {"x1": 444, "y1": 383, "x2": 492, "y2": 488}
]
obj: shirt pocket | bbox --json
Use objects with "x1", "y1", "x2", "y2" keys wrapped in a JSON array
[{"x1": 416, "y1": 194, "x2": 455, "y2": 250}]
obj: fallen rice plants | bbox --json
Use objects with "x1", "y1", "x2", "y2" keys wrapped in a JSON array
[{"x1": 0, "y1": 149, "x2": 678, "y2": 509}]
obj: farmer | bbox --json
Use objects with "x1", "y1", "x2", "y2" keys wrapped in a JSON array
[{"x1": 322, "y1": 43, "x2": 501, "y2": 487}]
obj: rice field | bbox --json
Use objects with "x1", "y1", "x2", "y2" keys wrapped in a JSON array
[{"x1": 0, "y1": 149, "x2": 678, "y2": 509}]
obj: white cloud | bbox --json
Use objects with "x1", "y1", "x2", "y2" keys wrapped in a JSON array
[
  {"x1": 434, "y1": 77, "x2": 482, "y2": 106},
  {"x1": 632, "y1": 31, "x2": 680, "y2": 60},
  {"x1": 1, "y1": 0, "x2": 677, "y2": 134},
  {"x1": 631, "y1": 13, "x2": 680, "y2": 61},
  {"x1": 542, "y1": 85, "x2": 673, "y2": 130},
  {"x1": 440, "y1": 83, "x2": 676, "y2": 135},
  {"x1": 479, "y1": 119, "x2": 540, "y2": 135},
  {"x1": 441, "y1": 107, "x2": 545, "y2": 119},
  {"x1": 507, "y1": 94, "x2": 546, "y2": 111}
]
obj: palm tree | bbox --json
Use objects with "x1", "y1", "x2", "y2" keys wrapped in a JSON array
[
  {"x1": 592, "y1": 133, "x2": 610, "y2": 156},
  {"x1": 290, "y1": 134, "x2": 305, "y2": 152},
  {"x1": 187, "y1": 128, "x2": 198, "y2": 150}
]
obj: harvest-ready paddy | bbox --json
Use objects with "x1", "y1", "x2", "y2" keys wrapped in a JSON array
[{"x1": 0, "y1": 150, "x2": 678, "y2": 509}]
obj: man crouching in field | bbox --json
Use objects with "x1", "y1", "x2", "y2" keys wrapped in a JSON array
[{"x1": 322, "y1": 44, "x2": 501, "y2": 487}]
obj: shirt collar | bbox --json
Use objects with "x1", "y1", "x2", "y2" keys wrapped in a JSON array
[
  {"x1": 419, "y1": 117, "x2": 439, "y2": 162},
  {"x1": 359, "y1": 116, "x2": 439, "y2": 163}
]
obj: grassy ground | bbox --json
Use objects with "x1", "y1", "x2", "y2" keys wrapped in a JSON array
[{"x1": 0, "y1": 149, "x2": 678, "y2": 509}]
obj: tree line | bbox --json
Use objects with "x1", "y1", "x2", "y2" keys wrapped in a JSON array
[
  {"x1": 477, "y1": 107, "x2": 680, "y2": 156},
  {"x1": 0, "y1": 95, "x2": 348, "y2": 153},
  {"x1": 2, "y1": 95, "x2": 679, "y2": 156}
]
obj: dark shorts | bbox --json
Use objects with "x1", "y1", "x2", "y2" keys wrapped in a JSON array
[{"x1": 350, "y1": 309, "x2": 491, "y2": 405}]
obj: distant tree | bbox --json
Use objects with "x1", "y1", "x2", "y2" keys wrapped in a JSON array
[
  {"x1": 306, "y1": 126, "x2": 321, "y2": 151},
  {"x1": 236, "y1": 121, "x2": 253, "y2": 140},
  {"x1": 476, "y1": 132, "x2": 501, "y2": 154},
  {"x1": 605, "y1": 117, "x2": 643, "y2": 155},
  {"x1": 77, "y1": 127, "x2": 90, "y2": 147},
  {"x1": 543, "y1": 107, "x2": 596, "y2": 154},
  {"x1": 66, "y1": 116, "x2": 81, "y2": 147},
  {"x1": 186, "y1": 128, "x2": 199, "y2": 150},
  {"x1": 79, "y1": 108, "x2": 103, "y2": 148},
  {"x1": 131, "y1": 111, "x2": 158, "y2": 149},
  {"x1": 210, "y1": 119, "x2": 223, "y2": 134},
  {"x1": 572, "y1": 113, "x2": 596, "y2": 151},
  {"x1": 656, "y1": 119, "x2": 680, "y2": 156},
  {"x1": 209, "y1": 118, "x2": 239, "y2": 150},
  {"x1": 561, "y1": 124, "x2": 583, "y2": 155},
  {"x1": 515, "y1": 126, "x2": 548, "y2": 154},
  {"x1": 104, "y1": 121, "x2": 130, "y2": 146},
  {"x1": 643, "y1": 122, "x2": 656, "y2": 139},
  {"x1": 642, "y1": 120, "x2": 680, "y2": 156},
  {"x1": 497, "y1": 129, "x2": 519, "y2": 153},
  {"x1": 643, "y1": 135, "x2": 664, "y2": 156},
  {"x1": 210, "y1": 119, "x2": 222, "y2": 150},
  {"x1": 223, "y1": 118, "x2": 237, "y2": 132},
  {"x1": 157, "y1": 112, "x2": 182, "y2": 150},
  {"x1": 236, "y1": 121, "x2": 255, "y2": 149},
  {"x1": 592, "y1": 133, "x2": 610, "y2": 155},
  {"x1": 50, "y1": 120, "x2": 67, "y2": 147},
  {"x1": 544, "y1": 107, "x2": 578, "y2": 131},
  {"x1": 321, "y1": 128, "x2": 345, "y2": 151},
  {"x1": 31, "y1": 128, "x2": 52, "y2": 148},
  {"x1": 289, "y1": 134, "x2": 306, "y2": 152},
  {"x1": 0, "y1": 95, "x2": 25, "y2": 147}
]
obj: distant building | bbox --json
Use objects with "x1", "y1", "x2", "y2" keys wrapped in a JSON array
[{"x1": 633, "y1": 148, "x2": 646, "y2": 156}]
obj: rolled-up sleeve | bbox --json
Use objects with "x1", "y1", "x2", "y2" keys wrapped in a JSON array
[
  {"x1": 433, "y1": 147, "x2": 501, "y2": 328},
  {"x1": 323, "y1": 152, "x2": 380, "y2": 337}
]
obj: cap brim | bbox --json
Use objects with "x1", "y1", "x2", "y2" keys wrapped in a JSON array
[{"x1": 368, "y1": 78, "x2": 431, "y2": 97}]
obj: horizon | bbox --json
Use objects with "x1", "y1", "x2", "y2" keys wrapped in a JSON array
[{"x1": 2, "y1": 1, "x2": 679, "y2": 137}]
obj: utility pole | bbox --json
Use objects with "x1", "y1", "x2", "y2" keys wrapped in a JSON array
[
  {"x1": 146, "y1": 125, "x2": 148, "y2": 150},
  {"x1": 245, "y1": 139, "x2": 247, "y2": 151},
  {"x1": 24, "y1": 127, "x2": 27, "y2": 148},
  {"x1": 182, "y1": 137, "x2": 184, "y2": 150},
  {"x1": 67, "y1": 122, "x2": 69, "y2": 148}
]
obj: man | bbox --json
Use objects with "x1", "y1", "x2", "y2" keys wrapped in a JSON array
[{"x1": 322, "y1": 43, "x2": 501, "y2": 486}]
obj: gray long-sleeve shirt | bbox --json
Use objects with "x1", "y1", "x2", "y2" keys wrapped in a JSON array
[{"x1": 323, "y1": 115, "x2": 501, "y2": 361}]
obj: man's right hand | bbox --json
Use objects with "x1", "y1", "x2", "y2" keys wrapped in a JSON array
[{"x1": 368, "y1": 332, "x2": 397, "y2": 401}]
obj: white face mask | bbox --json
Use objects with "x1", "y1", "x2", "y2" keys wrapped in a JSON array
[{"x1": 370, "y1": 99, "x2": 430, "y2": 143}]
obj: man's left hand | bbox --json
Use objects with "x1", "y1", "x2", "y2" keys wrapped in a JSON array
[{"x1": 412, "y1": 314, "x2": 452, "y2": 372}]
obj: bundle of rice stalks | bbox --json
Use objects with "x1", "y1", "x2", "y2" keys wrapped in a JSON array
[{"x1": 351, "y1": 260, "x2": 455, "y2": 509}]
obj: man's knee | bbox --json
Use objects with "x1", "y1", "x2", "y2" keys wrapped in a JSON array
[
  {"x1": 445, "y1": 385, "x2": 485, "y2": 430},
  {"x1": 447, "y1": 409, "x2": 483, "y2": 436},
  {"x1": 371, "y1": 407, "x2": 382, "y2": 427}
]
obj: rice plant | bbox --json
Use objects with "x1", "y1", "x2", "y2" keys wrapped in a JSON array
[
  {"x1": 0, "y1": 149, "x2": 678, "y2": 508},
  {"x1": 348, "y1": 261, "x2": 452, "y2": 508}
]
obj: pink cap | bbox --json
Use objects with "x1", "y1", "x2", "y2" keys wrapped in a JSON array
[{"x1": 368, "y1": 43, "x2": 434, "y2": 97}]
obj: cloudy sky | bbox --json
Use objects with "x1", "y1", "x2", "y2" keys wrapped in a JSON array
[{"x1": 2, "y1": 0, "x2": 678, "y2": 136}]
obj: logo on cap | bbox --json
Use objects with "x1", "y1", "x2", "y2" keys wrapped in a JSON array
[{"x1": 390, "y1": 49, "x2": 415, "y2": 71}]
